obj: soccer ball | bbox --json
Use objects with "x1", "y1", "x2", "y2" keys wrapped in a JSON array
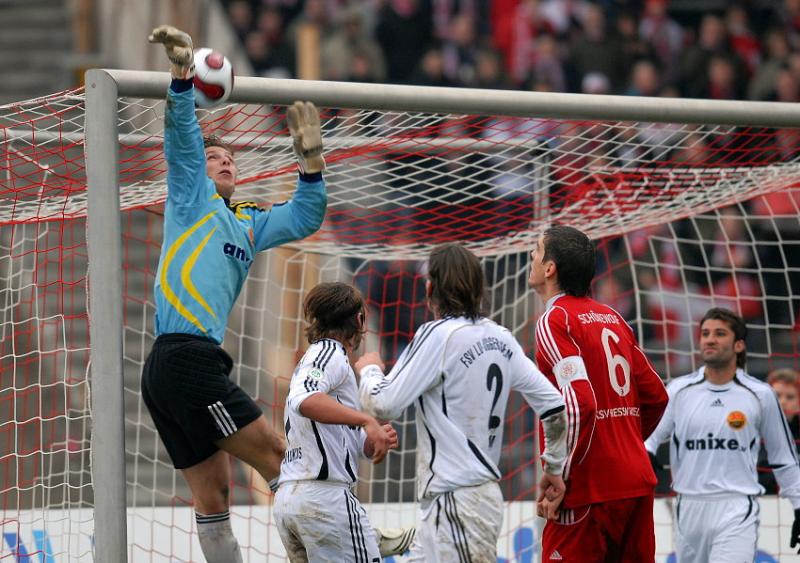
[{"x1": 192, "y1": 48, "x2": 234, "y2": 108}]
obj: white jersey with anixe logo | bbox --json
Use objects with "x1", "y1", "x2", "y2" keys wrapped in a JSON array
[
  {"x1": 359, "y1": 316, "x2": 565, "y2": 499},
  {"x1": 279, "y1": 339, "x2": 366, "y2": 486},
  {"x1": 645, "y1": 367, "x2": 800, "y2": 506}
]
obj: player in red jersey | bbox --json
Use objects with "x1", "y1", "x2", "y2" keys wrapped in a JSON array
[{"x1": 529, "y1": 225, "x2": 668, "y2": 562}]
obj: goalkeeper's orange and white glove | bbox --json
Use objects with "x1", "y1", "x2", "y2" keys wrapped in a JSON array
[
  {"x1": 287, "y1": 101, "x2": 325, "y2": 174},
  {"x1": 148, "y1": 25, "x2": 195, "y2": 80}
]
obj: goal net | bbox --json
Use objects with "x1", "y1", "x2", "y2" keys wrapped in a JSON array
[{"x1": 2, "y1": 77, "x2": 800, "y2": 561}]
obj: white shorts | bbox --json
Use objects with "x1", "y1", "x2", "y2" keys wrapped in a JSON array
[
  {"x1": 273, "y1": 481, "x2": 381, "y2": 563},
  {"x1": 405, "y1": 481, "x2": 504, "y2": 563},
  {"x1": 674, "y1": 493, "x2": 759, "y2": 563}
]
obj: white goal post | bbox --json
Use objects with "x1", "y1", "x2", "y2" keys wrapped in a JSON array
[{"x1": 77, "y1": 69, "x2": 800, "y2": 562}]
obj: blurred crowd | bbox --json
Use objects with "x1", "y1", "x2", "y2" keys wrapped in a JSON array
[
  {"x1": 220, "y1": 0, "x2": 800, "y2": 375},
  {"x1": 223, "y1": 0, "x2": 800, "y2": 102}
]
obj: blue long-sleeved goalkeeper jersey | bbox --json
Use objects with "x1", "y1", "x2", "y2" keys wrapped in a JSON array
[{"x1": 154, "y1": 85, "x2": 326, "y2": 344}]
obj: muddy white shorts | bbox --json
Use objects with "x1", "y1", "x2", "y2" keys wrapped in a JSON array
[
  {"x1": 273, "y1": 480, "x2": 381, "y2": 563},
  {"x1": 405, "y1": 480, "x2": 504, "y2": 563}
]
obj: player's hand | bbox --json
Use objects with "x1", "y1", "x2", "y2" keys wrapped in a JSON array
[
  {"x1": 382, "y1": 423, "x2": 398, "y2": 451},
  {"x1": 537, "y1": 471, "x2": 566, "y2": 519},
  {"x1": 363, "y1": 417, "x2": 392, "y2": 464},
  {"x1": 791, "y1": 509, "x2": 800, "y2": 553},
  {"x1": 148, "y1": 25, "x2": 195, "y2": 79},
  {"x1": 536, "y1": 497, "x2": 561, "y2": 520},
  {"x1": 287, "y1": 101, "x2": 325, "y2": 174},
  {"x1": 355, "y1": 351, "x2": 385, "y2": 375}
]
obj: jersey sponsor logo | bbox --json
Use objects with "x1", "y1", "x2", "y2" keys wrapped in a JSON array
[
  {"x1": 223, "y1": 242, "x2": 251, "y2": 263},
  {"x1": 710, "y1": 398, "x2": 724, "y2": 407},
  {"x1": 596, "y1": 406, "x2": 640, "y2": 420},
  {"x1": 684, "y1": 433, "x2": 744, "y2": 451},
  {"x1": 727, "y1": 410, "x2": 747, "y2": 429},
  {"x1": 576, "y1": 311, "x2": 620, "y2": 325},
  {"x1": 459, "y1": 336, "x2": 513, "y2": 368},
  {"x1": 283, "y1": 446, "x2": 302, "y2": 462}
]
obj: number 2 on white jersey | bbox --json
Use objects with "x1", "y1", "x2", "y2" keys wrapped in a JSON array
[{"x1": 602, "y1": 327, "x2": 631, "y2": 397}]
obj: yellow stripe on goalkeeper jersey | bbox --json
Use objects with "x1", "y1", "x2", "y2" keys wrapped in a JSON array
[
  {"x1": 159, "y1": 210, "x2": 218, "y2": 334},
  {"x1": 181, "y1": 226, "x2": 218, "y2": 320}
]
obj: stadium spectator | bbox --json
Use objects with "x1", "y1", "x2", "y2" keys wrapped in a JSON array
[
  {"x1": 321, "y1": 6, "x2": 386, "y2": 82},
  {"x1": 566, "y1": 3, "x2": 626, "y2": 92},
  {"x1": 503, "y1": 0, "x2": 557, "y2": 85},
  {"x1": 375, "y1": 0, "x2": 434, "y2": 83},
  {"x1": 749, "y1": 28, "x2": 792, "y2": 100},
  {"x1": 531, "y1": 33, "x2": 568, "y2": 92},
  {"x1": 638, "y1": 0, "x2": 683, "y2": 83},
  {"x1": 702, "y1": 54, "x2": 745, "y2": 100},
  {"x1": 441, "y1": 12, "x2": 481, "y2": 86},
  {"x1": 252, "y1": 7, "x2": 295, "y2": 77},
  {"x1": 645, "y1": 308, "x2": 800, "y2": 562},
  {"x1": 286, "y1": 0, "x2": 333, "y2": 59},
  {"x1": 143, "y1": 25, "x2": 326, "y2": 563},
  {"x1": 625, "y1": 58, "x2": 661, "y2": 96},
  {"x1": 529, "y1": 225, "x2": 668, "y2": 562},
  {"x1": 227, "y1": 0, "x2": 254, "y2": 43},
  {"x1": 617, "y1": 11, "x2": 657, "y2": 77},
  {"x1": 356, "y1": 242, "x2": 569, "y2": 561},
  {"x1": 409, "y1": 46, "x2": 454, "y2": 87},
  {"x1": 769, "y1": 368, "x2": 800, "y2": 440}
]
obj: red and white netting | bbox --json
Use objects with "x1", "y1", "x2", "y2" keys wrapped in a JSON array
[{"x1": 2, "y1": 88, "x2": 800, "y2": 560}]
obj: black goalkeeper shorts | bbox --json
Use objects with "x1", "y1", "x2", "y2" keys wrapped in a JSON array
[{"x1": 141, "y1": 333, "x2": 263, "y2": 469}]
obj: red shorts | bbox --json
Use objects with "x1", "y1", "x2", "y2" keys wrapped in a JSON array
[{"x1": 541, "y1": 494, "x2": 655, "y2": 563}]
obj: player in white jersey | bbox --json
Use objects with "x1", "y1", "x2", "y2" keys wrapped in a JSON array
[
  {"x1": 273, "y1": 282, "x2": 398, "y2": 562},
  {"x1": 645, "y1": 307, "x2": 800, "y2": 562},
  {"x1": 356, "y1": 243, "x2": 569, "y2": 562}
]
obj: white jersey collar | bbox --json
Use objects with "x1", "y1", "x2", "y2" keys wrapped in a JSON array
[{"x1": 696, "y1": 365, "x2": 746, "y2": 389}]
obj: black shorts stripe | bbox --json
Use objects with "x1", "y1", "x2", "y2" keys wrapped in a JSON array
[
  {"x1": 444, "y1": 492, "x2": 472, "y2": 563},
  {"x1": 743, "y1": 496, "x2": 753, "y2": 523},
  {"x1": 347, "y1": 490, "x2": 368, "y2": 562},
  {"x1": 310, "y1": 421, "x2": 329, "y2": 480},
  {"x1": 344, "y1": 490, "x2": 365, "y2": 563}
]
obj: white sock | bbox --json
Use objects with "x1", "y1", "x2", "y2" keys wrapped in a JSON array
[{"x1": 195, "y1": 511, "x2": 243, "y2": 563}]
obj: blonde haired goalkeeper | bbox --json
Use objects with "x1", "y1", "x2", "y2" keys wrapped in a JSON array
[{"x1": 142, "y1": 25, "x2": 326, "y2": 563}]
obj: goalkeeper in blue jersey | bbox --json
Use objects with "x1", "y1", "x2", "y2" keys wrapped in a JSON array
[{"x1": 141, "y1": 26, "x2": 326, "y2": 563}]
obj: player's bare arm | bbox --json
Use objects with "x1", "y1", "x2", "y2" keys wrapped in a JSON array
[{"x1": 298, "y1": 392, "x2": 394, "y2": 463}]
